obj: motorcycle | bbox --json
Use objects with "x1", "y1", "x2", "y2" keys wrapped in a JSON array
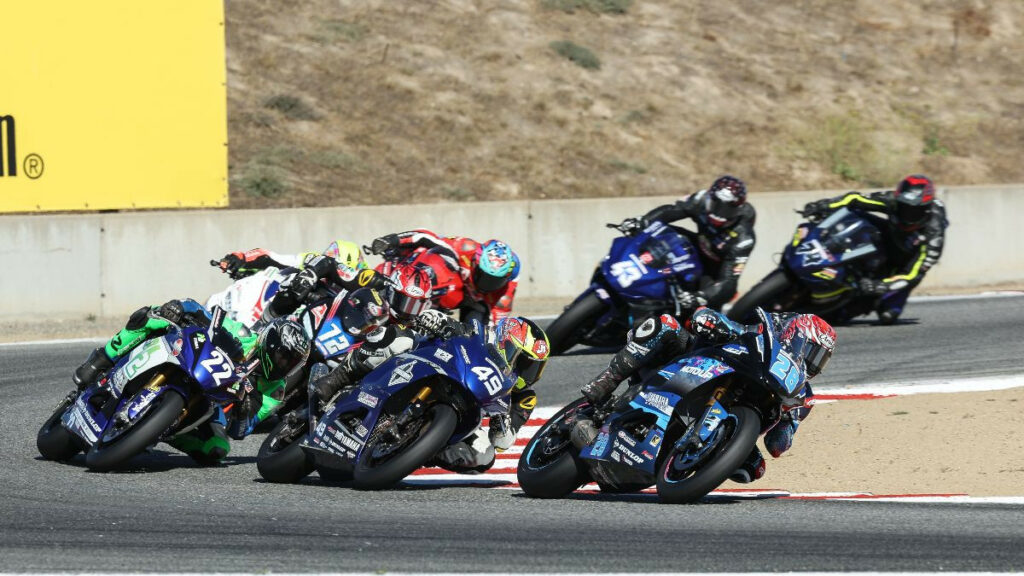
[
  {"x1": 546, "y1": 220, "x2": 704, "y2": 355},
  {"x1": 37, "y1": 307, "x2": 259, "y2": 470},
  {"x1": 205, "y1": 262, "x2": 293, "y2": 328},
  {"x1": 727, "y1": 207, "x2": 887, "y2": 322},
  {"x1": 256, "y1": 321, "x2": 511, "y2": 489},
  {"x1": 518, "y1": 308, "x2": 805, "y2": 503}
]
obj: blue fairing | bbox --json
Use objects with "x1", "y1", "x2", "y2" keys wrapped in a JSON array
[
  {"x1": 782, "y1": 207, "x2": 883, "y2": 289},
  {"x1": 309, "y1": 333, "x2": 516, "y2": 464},
  {"x1": 599, "y1": 222, "x2": 703, "y2": 301}
]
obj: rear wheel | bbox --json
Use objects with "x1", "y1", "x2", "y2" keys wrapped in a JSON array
[
  {"x1": 728, "y1": 270, "x2": 794, "y2": 321},
  {"x1": 85, "y1": 390, "x2": 186, "y2": 472},
  {"x1": 257, "y1": 410, "x2": 314, "y2": 483},
  {"x1": 37, "y1": 393, "x2": 83, "y2": 461},
  {"x1": 352, "y1": 403, "x2": 457, "y2": 490},
  {"x1": 517, "y1": 398, "x2": 591, "y2": 498},
  {"x1": 546, "y1": 293, "x2": 608, "y2": 355},
  {"x1": 655, "y1": 405, "x2": 760, "y2": 504}
]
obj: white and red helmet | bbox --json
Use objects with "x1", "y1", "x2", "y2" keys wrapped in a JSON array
[
  {"x1": 780, "y1": 314, "x2": 836, "y2": 378},
  {"x1": 387, "y1": 265, "x2": 433, "y2": 321}
]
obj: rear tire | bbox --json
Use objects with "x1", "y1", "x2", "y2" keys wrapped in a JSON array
[
  {"x1": 257, "y1": 412, "x2": 314, "y2": 484},
  {"x1": 352, "y1": 404, "x2": 457, "y2": 490},
  {"x1": 517, "y1": 398, "x2": 590, "y2": 498},
  {"x1": 728, "y1": 270, "x2": 794, "y2": 321},
  {"x1": 85, "y1": 391, "x2": 186, "y2": 472},
  {"x1": 655, "y1": 405, "x2": 760, "y2": 504},
  {"x1": 37, "y1": 395, "x2": 82, "y2": 461},
  {"x1": 546, "y1": 293, "x2": 608, "y2": 355}
]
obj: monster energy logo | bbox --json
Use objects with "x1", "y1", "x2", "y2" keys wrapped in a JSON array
[{"x1": 0, "y1": 115, "x2": 15, "y2": 177}]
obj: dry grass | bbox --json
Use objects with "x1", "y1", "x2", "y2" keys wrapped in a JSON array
[{"x1": 225, "y1": 1, "x2": 1024, "y2": 209}]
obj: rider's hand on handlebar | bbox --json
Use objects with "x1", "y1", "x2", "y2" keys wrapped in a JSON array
[
  {"x1": 154, "y1": 299, "x2": 185, "y2": 325},
  {"x1": 368, "y1": 234, "x2": 400, "y2": 256},
  {"x1": 216, "y1": 252, "x2": 246, "y2": 278},
  {"x1": 801, "y1": 200, "x2": 831, "y2": 222},
  {"x1": 619, "y1": 217, "x2": 647, "y2": 236}
]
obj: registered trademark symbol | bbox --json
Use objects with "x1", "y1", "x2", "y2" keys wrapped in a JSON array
[{"x1": 24, "y1": 154, "x2": 44, "y2": 179}]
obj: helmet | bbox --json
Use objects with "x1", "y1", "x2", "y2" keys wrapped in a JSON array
[
  {"x1": 387, "y1": 265, "x2": 433, "y2": 321},
  {"x1": 780, "y1": 314, "x2": 836, "y2": 379},
  {"x1": 323, "y1": 240, "x2": 367, "y2": 271},
  {"x1": 340, "y1": 287, "x2": 391, "y2": 337},
  {"x1": 473, "y1": 240, "x2": 518, "y2": 294},
  {"x1": 893, "y1": 174, "x2": 935, "y2": 231},
  {"x1": 493, "y1": 317, "x2": 550, "y2": 388},
  {"x1": 257, "y1": 318, "x2": 311, "y2": 381},
  {"x1": 703, "y1": 175, "x2": 747, "y2": 228}
]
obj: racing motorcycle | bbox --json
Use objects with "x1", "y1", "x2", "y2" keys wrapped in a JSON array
[
  {"x1": 256, "y1": 321, "x2": 513, "y2": 489},
  {"x1": 37, "y1": 307, "x2": 259, "y2": 471},
  {"x1": 205, "y1": 262, "x2": 292, "y2": 328},
  {"x1": 546, "y1": 220, "x2": 704, "y2": 355},
  {"x1": 727, "y1": 207, "x2": 887, "y2": 322},
  {"x1": 518, "y1": 308, "x2": 803, "y2": 504}
]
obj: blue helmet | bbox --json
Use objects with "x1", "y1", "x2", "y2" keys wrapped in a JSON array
[{"x1": 474, "y1": 240, "x2": 519, "y2": 293}]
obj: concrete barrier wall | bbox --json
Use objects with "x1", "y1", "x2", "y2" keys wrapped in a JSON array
[{"x1": 1, "y1": 185, "x2": 1020, "y2": 320}]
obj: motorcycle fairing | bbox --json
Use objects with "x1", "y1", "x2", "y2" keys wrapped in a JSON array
[
  {"x1": 599, "y1": 221, "x2": 703, "y2": 301},
  {"x1": 656, "y1": 355, "x2": 735, "y2": 398}
]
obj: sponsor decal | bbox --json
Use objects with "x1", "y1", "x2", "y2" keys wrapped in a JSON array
[
  {"x1": 333, "y1": 431, "x2": 360, "y2": 451},
  {"x1": 639, "y1": 391, "x2": 672, "y2": 414},
  {"x1": 592, "y1": 430, "x2": 609, "y2": 454},
  {"x1": 458, "y1": 346, "x2": 472, "y2": 364},
  {"x1": 617, "y1": 445, "x2": 645, "y2": 465},
  {"x1": 533, "y1": 339, "x2": 548, "y2": 358},
  {"x1": 355, "y1": 424, "x2": 369, "y2": 438},
  {"x1": 358, "y1": 269, "x2": 375, "y2": 287},
  {"x1": 616, "y1": 431, "x2": 637, "y2": 447},
  {"x1": 357, "y1": 391, "x2": 378, "y2": 408},
  {"x1": 610, "y1": 451, "x2": 621, "y2": 462},
  {"x1": 722, "y1": 343, "x2": 748, "y2": 355},
  {"x1": 641, "y1": 450, "x2": 653, "y2": 459},
  {"x1": 625, "y1": 341, "x2": 650, "y2": 356},
  {"x1": 434, "y1": 348, "x2": 453, "y2": 362},
  {"x1": 388, "y1": 360, "x2": 417, "y2": 387},
  {"x1": 649, "y1": 433, "x2": 662, "y2": 447}
]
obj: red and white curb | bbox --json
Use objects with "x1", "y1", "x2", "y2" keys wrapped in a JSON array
[{"x1": 408, "y1": 377, "x2": 1024, "y2": 503}]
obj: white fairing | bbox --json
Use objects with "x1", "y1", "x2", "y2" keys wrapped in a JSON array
[{"x1": 206, "y1": 267, "x2": 294, "y2": 328}]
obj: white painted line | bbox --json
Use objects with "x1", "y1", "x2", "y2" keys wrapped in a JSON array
[
  {"x1": 817, "y1": 373, "x2": 1024, "y2": 397},
  {"x1": 0, "y1": 336, "x2": 105, "y2": 348}
]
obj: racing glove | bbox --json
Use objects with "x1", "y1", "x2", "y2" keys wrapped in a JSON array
[
  {"x1": 674, "y1": 290, "x2": 707, "y2": 311},
  {"x1": 416, "y1": 309, "x2": 467, "y2": 339},
  {"x1": 690, "y1": 307, "x2": 740, "y2": 342},
  {"x1": 217, "y1": 252, "x2": 246, "y2": 278},
  {"x1": 155, "y1": 299, "x2": 185, "y2": 325},
  {"x1": 802, "y1": 200, "x2": 831, "y2": 221},
  {"x1": 858, "y1": 277, "x2": 890, "y2": 296},
  {"x1": 368, "y1": 234, "x2": 400, "y2": 256},
  {"x1": 620, "y1": 217, "x2": 647, "y2": 235}
]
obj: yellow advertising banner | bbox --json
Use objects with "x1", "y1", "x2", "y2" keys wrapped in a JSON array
[{"x1": 0, "y1": 0, "x2": 228, "y2": 212}]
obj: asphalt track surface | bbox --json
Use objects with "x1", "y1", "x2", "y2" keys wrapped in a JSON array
[{"x1": 1, "y1": 295, "x2": 1023, "y2": 572}]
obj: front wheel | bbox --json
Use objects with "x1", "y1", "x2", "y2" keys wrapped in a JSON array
[
  {"x1": 517, "y1": 398, "x2": 591, "y2": 498},
  {"x1": 728, "y1": 270, "x2": 795, "y2": 321},
  {"x1": 37, "y1": 394, "x2": 83, "y2": 461},
  {"x1": 257, "y1": 411, "x2": 314, "y2": 483},
  {"x1": 655, "y1": 405, "x2": 760, "y2": 504},
  {"x1": 85, "y1": 391, "x2": 186, "y2": 472},
  {"x1": 546, "y1": 293, "x2": 608, "y2": 355},
  {"x1": 352, "y1": 403, "x2": 457, "y2": 490}
]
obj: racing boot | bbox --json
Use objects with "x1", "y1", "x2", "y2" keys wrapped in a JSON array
[
  {"x1": 580, "y1": 367, "x2": 624, "y2": 405},
  {"x1": 72, "y1": 348, "x2": 114, "y2": 390},
  {"x1": 570, "y1": 418, "x2": 599, "y2": 451},
  {"x1": 728, "y1": 447, "x2": 766, "y2": 484},
  {"x1": 429, "y1": 430, "x2": 495, "y2": 474}
]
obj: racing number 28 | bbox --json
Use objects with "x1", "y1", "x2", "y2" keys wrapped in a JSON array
[{"x1": 769, "y1": 352, "x2": 801, "y2": 394}]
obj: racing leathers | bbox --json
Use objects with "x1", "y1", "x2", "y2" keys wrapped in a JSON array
[
  {"x1": 259, "y1": 254, "x2": 387, "y2": 321},
  {"x1": 371, "y1": 229, "x2": 519, "y2": 323},
  {"x1": 637, "y1": 191, "x2": 756, "y2": 309},
  {"x1": 804, "y1": 190, "x2": 948, "y2": 323},
  {"x1": 72, "y1": 299, "x2": 289, "y2": 463},
  {"x1": 578, "y1": 307, "x2": 813, "y2": 483},
  {"x1": 311, "y1": 310, "x2": 538, "y2": 474}
]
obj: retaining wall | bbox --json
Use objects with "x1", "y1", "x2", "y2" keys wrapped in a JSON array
[{"x1": 1, "y1": 185, "x2": 1019, "y2": 320}]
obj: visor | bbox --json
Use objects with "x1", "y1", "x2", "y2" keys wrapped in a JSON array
[
  {"x1": 704, "y1": 190, "x2": 741, "y2": 227},
  {"x1": 263, "y1": 345, "x2": 308, "y2": 381},
  {"x1": 473, "y1": 267, "x2": 510, "y2": 293},
  {"x1": 896, "y1": 203, "x2": 929, "y2": 226},
  {"x1": 787, "y1": 333, "x2": 831, "y2": 378},
  {"x1": 392, "y1": 291, "x2": 430, "y2": 319}
]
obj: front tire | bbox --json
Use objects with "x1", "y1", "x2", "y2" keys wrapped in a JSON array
[
  {"x1": 728, "y1": 270, "x2": 795, "y2": 321},
  {"x1": 655, "y1": 405, "x2": 760, "y2": 504},
  {"x1": 85, "y1": 391, "x2": 186, "y2": 472},
  {"x1": 37, "y1": 394, "x2": 82, "y2": 461},
  {"x1": 257, "y1": 411, "x2": 314, "y2": 483},
  {"x1": 546, "y1": 293, "x2": 608, "y2": 355},
  {"x1": 352, "y1": 403, "x2": 457, "y2": 490},
  {"x1": 517, "y1": 398, "x2": 590, "y2": 498}
]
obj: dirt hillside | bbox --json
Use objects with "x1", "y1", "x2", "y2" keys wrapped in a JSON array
[{"x1": 225, "y1": 1, "x2": 1023, "y2": 208}]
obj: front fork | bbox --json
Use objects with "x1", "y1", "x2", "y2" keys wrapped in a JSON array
[{"x1": 673, "y1": 383, "x2": 731, "y2": 454}]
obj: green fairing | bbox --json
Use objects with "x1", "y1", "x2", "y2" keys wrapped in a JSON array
[{"x1": 168, "y1": 430, "x2": 231, "y2": 458}]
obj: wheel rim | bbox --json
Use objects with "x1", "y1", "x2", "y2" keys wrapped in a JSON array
[
  {"x1": 269, "y1": 420, "x2": 308, "y2": 454},
  {"x1": 662, "y1": 417, "x2": 735, "y2": 483},
  {"x1": 364, "y1": 412, "x2": 431, "y2": 468},
  {"x1": 525, "y1": 402, "x2": 589, "y2": 469}
]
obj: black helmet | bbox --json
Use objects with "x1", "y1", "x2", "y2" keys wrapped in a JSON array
[
  {"x1": 257, "y1": 318, "x2": 311, "y2": 381},
  {"x1": 341, "y1": 287, "x2": 390, "y2": 337},
  {"x1": 702, "y1": 175, "x2": 747, "y2": 228},
  {"x1": 893, "y1": 174, "x2": 935, "y2": 231}
]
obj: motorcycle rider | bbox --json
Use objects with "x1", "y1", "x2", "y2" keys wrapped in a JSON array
[
  {"x1": 577, "y1": 306, "x2": 836, "y2": 483},
  {"x1": 618, "y1": 175, "x2": 756, "y2": 311},
  {"x1": 802, "y1": 174, "x2": 948, "y2": 324},
  {"x1": 367, "y1": 230, "x2": 520, "y2": 324},
  {"x1": 311, "y1": 297, "x2": 549, "y2": 474},
  {"x1": 72, "y1": 299, "x2": 310, "y2": 463},
  {"x1": 216, "y1": 240, "x2": 367, "y2": 280}
]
